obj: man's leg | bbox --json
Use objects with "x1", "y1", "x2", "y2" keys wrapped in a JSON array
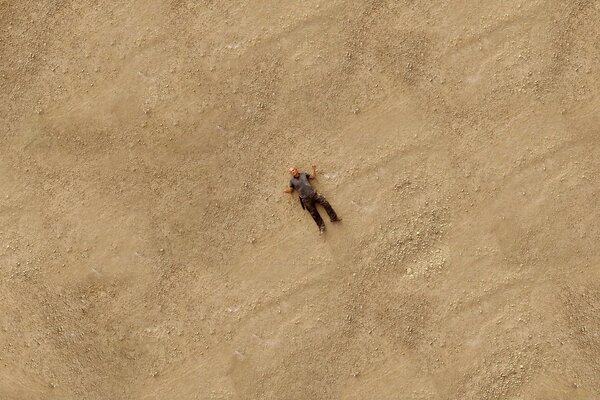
[
  {"x1": 314, "y1": 193, "x2": 340, "y2": 222},
  {"x1": 304, "y1": 199, "x2": 325, "y2": 232}
]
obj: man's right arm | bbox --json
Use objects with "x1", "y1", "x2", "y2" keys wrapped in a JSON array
[{"x1": 284, "y1": 180, "x2": 294, "y2": 193}]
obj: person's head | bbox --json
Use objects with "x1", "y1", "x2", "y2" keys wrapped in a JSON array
[{"x1": 289, "y1": 166, "x2": 299, "y2": 177}]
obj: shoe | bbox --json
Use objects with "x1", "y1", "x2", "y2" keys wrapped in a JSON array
[
  {"x1": 319, "y1": 225, "x2": 326, "y2": 235},
  {"x1": 331, "y1": 217, "x2": 342, "y2": 222}
]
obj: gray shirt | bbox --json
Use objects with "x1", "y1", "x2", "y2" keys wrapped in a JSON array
[{"x1": 289, "y1": 172, "x2": 315, "y2": 199}]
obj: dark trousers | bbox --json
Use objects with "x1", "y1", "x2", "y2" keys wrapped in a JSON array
[{"x1": 303, "y1": 193, "x2": 339, "y2": 229}]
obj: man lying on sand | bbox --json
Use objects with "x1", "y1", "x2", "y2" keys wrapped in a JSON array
[{"x1": 284, "y1": 164, "x2": 341, "y2": 234}]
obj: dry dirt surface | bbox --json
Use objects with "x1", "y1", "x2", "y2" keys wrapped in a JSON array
[{"x1": 1, "y1": 1, "x2": 600, "y2": 399}]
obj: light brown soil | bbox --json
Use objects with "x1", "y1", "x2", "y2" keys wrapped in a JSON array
[{"x1": 1, "y1": 1, "x2": 599, "y2": 399}]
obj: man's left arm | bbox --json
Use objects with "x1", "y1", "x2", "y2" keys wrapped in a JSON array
[{"x1": 309, "y1": 164, "x2": 317, "y2": 180}]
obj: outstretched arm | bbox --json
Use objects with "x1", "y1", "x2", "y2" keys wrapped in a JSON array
[
  {"x1": 309, "y1": 164, "x2": 317, "y2": 179},
  {"x1": 284, "y1": 186, "x2": 293, "y2": 193}
]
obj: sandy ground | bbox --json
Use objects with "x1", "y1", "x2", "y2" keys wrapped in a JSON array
[{"x1": 1, "y1": 1, "x2": 599, "y2": 399}]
